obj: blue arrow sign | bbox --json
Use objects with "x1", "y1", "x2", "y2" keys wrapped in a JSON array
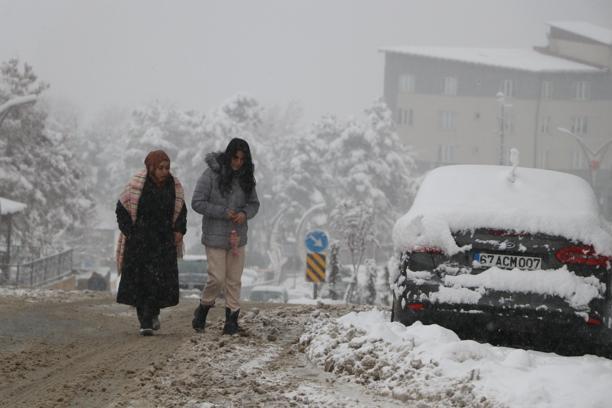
[{"x1": 305, "y1": 229, "x2": 329, "y2": 253}]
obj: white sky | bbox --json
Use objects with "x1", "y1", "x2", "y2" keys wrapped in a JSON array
[{"x1": 0, "y1": 0, "x2": 611, "y2": 122}]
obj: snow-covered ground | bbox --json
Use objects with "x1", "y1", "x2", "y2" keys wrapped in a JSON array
[
  {"x1": 2, "y1": 286, "x2": 612, "y2": 406},
  {"x1": 301, "y1": 308, "x2": 612, "y2": 408}
]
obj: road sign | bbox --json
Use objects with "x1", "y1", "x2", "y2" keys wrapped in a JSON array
[
  {"x1": 306, "y1": 252, "x2": 326, "y2": 283},
  {"x1": 305, "y1": 229, "x2": 329, "y2": 253}
]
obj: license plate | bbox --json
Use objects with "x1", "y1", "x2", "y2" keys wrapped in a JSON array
[{"x1": 473, "y1": 252, "x2": 542, "y2": 270}]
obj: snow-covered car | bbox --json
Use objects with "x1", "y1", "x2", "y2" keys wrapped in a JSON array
[
  {"x1": 248, "y1": 285, "x2": 289, "y2": 303},
  {"x1": 178, "y1": 255, "x2": 208, "y2": 290},
  {"x1": 391, "y1": 164, "x2": 612, "y2": 357}
]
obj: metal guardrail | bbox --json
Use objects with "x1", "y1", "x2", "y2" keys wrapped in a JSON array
[{"x1": 2, "y1": 249, "x2": 73, "y2": 288}]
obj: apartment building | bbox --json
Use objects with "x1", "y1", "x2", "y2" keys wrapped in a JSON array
[{"x1": 381, "y1": 21, "x2": 612, "y2": 215}]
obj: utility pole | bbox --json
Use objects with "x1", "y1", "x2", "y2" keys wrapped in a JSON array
[{"x1": 496, "y1": 92, "x2": 512, "y2": 165}]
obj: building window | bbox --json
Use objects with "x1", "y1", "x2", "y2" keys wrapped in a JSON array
[
  {"x1": 539, "y1": 116, "x2": 551, "y2": 133},
  {"x1": 571, "y1": 115, "x2": 588, "y2": 135},
  {"x1": 438, "y1": 111, "x2": 456, "y2": 130},
  {"x1": 541, "y1": 81, "x2": 553, "y2": 99},
  {"x1": 399, "y1": 74, "x2": 415, "y2": 93},
  {"x1": 500, "y1": 79, "x2": 515, "y2": 98},
  {"x1": 397, "y1": 108, "x2": 413, "y2": 126},
  {"x1": 443, "y1": 76, "x2": 458, "y2": 96},
  {"x1": 438, "y1": 145, "x2": 454, "y2": 163},
  {"x1": 574, "y1": 81, "x2": 590, "y2": 100},
  {"x1": 573, "y1": 150, "x2": 587, "y2": 170}
]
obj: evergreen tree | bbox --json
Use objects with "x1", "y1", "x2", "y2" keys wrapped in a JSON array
[{"x1": 0, "y1": 58, "x2": 93, "y2": 257}]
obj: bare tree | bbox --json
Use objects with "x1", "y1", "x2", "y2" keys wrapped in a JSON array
[{"x1": 330, "y1": 200, "x2": 375, "y2": 303}]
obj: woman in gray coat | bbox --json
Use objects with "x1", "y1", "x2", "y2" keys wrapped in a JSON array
[{"x1": 191, "y1": 138, "x2": 260, "y2": 335}]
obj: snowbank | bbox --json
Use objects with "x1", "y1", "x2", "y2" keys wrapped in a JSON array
[{"x1": 301, "y1": 309, "x2": 612, "y2": 408}]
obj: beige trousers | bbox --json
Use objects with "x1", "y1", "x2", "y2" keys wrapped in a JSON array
[{"x1": 200, "y1": 246, "x2": 246, "y2": 312}]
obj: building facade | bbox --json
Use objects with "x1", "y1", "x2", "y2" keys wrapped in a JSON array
[{"x1": 381, "y1": 21, "x2": 612, "y2": 216}]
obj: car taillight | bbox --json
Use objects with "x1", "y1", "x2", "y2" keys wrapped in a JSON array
[
  {"x1": 407, "y1": 303, "x2": 426, "y2": 312},
  {"x1": 413, "y1": 246, "x2": 444, "y2": 254},
  {"x1": 586, "y1": 316, "x2": 602, "y2": 326},
  {"x1": 555, "y1": 245, "x2": 610, "y2": 267}
]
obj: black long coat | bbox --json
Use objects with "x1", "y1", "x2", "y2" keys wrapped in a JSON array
[{"x1": 115, "y1": 175, "x2": 187, "y2": 309}]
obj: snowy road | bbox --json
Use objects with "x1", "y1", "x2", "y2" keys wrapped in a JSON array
[
  {"x1": 2, "y1": 289, "x2": 612, "y2": 407},
  {"x1": 0, "y1": 290, "x2": 399, "y2": 407}
]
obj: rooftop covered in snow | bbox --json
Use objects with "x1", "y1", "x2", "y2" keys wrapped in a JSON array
[
  {"x1": 548, "y1": 21, "x2": 612, "y2": 46},
  {"x1": 0, "y1": 197, "x2": 26, "y2": 216},
  {"x1": 379, "y1": 46, "x2": 605, "y2": 73}
]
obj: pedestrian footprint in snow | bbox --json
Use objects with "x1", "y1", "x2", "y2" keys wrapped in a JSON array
[
  {"x1": 115, "y1": 150, "x2": 187, "y2": 336},
  {"x1": 191, "y1": 138, "x2": 260, "y2": 335}
]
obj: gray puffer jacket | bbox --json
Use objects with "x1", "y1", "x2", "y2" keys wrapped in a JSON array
[{"x1": 192, "y1": 152, "x2": 260, "y2": 249}]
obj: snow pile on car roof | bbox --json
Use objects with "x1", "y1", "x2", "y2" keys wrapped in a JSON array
[{"x1": 393, "y1": 165, "x2": 612, "y2": 255}]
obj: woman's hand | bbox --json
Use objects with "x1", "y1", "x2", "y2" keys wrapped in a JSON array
[
  {"x1": 174, "y1": 232, "x2": 183, "y2": 244},
  {"x1": 231, "y1": 211, "x2": 246, "y2": 224}
]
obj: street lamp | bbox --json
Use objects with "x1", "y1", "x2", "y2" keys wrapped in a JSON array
[
  {"x1": 496, "y1": 92, "x2": 512, "y2": 165},
  {"x1": 556, "y1": 127, "x2": 612, "y2": 197}
]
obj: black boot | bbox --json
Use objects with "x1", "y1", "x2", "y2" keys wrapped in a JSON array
[
  {"x1": 152, "y1": 314, "x2": 160, "y2": 331},
  {"x1": 192, "y1": 304, "x2": 211, "y2": 333},
  {"x1": 136, "y1": 307, "x2": 144, "y2": 327},
  {"x1": 223, "y1": 307, "x2": 240, "y2": 335},
  {"x1": 152, "y1": 307, "x2": 161, "y2": 331},
  {"x1": 139, "y1": 305, "x2": 154, "y2": 336}
]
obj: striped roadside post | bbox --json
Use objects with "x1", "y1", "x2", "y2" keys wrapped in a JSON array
[{"x1": 304, "y1": 229, "x2": 329, "y2": 299}]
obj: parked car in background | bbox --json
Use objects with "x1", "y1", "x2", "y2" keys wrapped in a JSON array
[
  {"x1": 248, "y1": 285, "x2": 289, "y2": 303},
  {"x1": 178, "y1": 255, "x2": 208, "y2": 290},
  {"x1": 391, "y1": 164, "x2": 612, "y2": 357}
]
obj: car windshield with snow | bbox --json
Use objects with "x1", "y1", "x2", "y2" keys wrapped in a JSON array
[{"x1": 391, "y1": 164, "x2": 612, "y2": 357}]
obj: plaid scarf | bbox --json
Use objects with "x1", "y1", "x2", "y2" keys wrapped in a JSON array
[{"x1": 115, "y1": 169, "x2": 185, "y2": 275}]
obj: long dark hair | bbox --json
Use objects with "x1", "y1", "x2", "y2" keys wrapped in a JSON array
[{"x1": 217, "y1": 138, "x2": 256, "y2": 196}]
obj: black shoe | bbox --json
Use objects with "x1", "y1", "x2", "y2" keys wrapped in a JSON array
[
  {"x1": 139, "y1": 327, "x2": 154, "y2": 336},
  {"x1": 136, "y1": 307, "x2": 144, "y2": 327},
  {"x1": 192, "y1": 304, "x2": 211, "y2": 333},
  {"x1": 152, "y1": 314, "x2": 160, "y2": 331},
  {"x1": 223, "y1": 307, "x2": 240, "y2": 335},
  {"x1": 138, "y1": 305, "x2": 154, "y2": 336}
]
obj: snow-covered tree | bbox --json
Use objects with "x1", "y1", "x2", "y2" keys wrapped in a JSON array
[
  {"x1": 363, "y1": 258, "x2": 377, "y2": 305},
  {"x1": 377, "y1": 264, "x2": 392, "y2": 306},
  {"x1": 78, "y1": 106, "x2": 131, "y2": 209},
  {"x1": 0, "y1": 58, "x2": 93, "y2": 256},
  {"x1": 330, "y1": 200, "x2": 375, "y2": 303},
  {"x1": 124, "y1": 101, "x2": 204, "y2": 178},
  {"x1": 326, "y1": 242, "x2": 341, "y2": 300}
]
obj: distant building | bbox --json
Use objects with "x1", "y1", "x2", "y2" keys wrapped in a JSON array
[{"x1": 381, "y1": 21, "x2": 612, "y2": 217}]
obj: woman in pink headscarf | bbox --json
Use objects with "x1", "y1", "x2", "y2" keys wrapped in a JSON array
[{"x1": 115, "y1": 150, "x2": 187, "y2": 336}]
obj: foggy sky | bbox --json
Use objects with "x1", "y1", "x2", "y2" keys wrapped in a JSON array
[{"x1": 0, "y1": 0, "x2": 611, "y2": 123}]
